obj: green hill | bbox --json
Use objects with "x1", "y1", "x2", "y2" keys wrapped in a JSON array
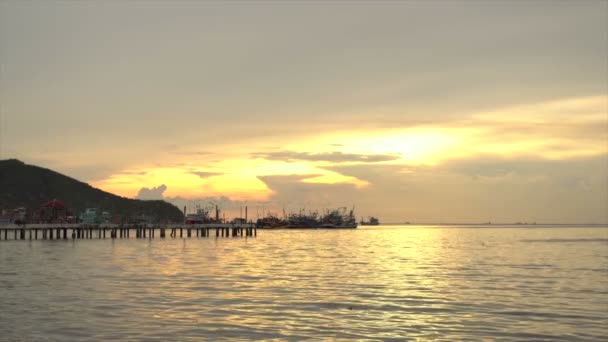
[{"x1": 0, "y1": 159, "x2": 184, "y2": 223}]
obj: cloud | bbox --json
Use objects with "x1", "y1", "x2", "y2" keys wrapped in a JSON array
[
  {"x1": 257, "y1": 174, "x2": 360, "y2": 211},
  {"x1": 251, "y1": 151, "x2": 400, "y2": 163},
  {"x1": 166, "y1": 195, "x2": 246, "y2": 208},
  {"x1": 164, "y1": 195, "x2": 254, "y2": 219},
  {"x1": 120, "y1": 171, "x2": 148, "y2": 175},
  {"x1": 190, "y1": 171, "x2": 223, "y2": 179},
  {"x1": 323, "y1": 155, "x2": 608, "y2": 223},
  {"x1": 441, "y1": 155, "x2": 608, "y2": 185},
  {"x1": 258, "y1": 174, "x2": 324, "y2": 185},
  {"x1": 136, "y1": 184, "x2": 167, "y2": 200},
  {"x1": 323, "y1": 164, "x2": 409, "y2": 180},
  {"x1": 176, "y1": 151, "x2": 215, "y2": 156}
]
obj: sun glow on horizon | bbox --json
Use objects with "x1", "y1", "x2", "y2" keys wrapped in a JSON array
[
  {"x1": 91, "y1": 95, "x2": 607, "y2": 201},
  {"x1": 92, "y1": 158, "x2": 371, "y2": 200}
]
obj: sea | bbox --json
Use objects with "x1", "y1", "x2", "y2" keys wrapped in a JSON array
[{"x1": 0, "y1": 225, "x2": 606, "y2": 341}]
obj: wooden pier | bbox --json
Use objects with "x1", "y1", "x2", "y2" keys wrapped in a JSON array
[{"x1": 0, "y1": 223, "x2": 257, "y2": 241}]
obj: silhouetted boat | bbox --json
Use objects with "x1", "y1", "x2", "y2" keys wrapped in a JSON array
[
  {"x1": 360, "y1": 216, "x2": 380, "y2": 225},
  {"x1": 256, "y1": 215, "x2": 287, "y2": 229},
  {"x1": 185, "y1": 206, "x2": 222, "y2": 224},
  {"x1": 281, "y1": 207, "x2": 358, "y2": 229},
  {"x1": 287, "y1": 212, "x2": 320, "y2": 228},
  {"x1": 319, "y1": 207, "x2": 357, "y2": 229}
]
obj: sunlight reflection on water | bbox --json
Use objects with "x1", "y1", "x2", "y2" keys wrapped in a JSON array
[{"x1": 0, "y1": 226, "x2": 607, "y2": 341}]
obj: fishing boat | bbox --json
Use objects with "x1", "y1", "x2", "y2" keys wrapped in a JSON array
[
  {"x1": 287, "y1": 212, "x2": 320, "y2": 228},
  {"x1": 185, "y1": 206, "x2": 221, "y2": 224},
  {"x1": 319, "y1": 207, "x2": 357, "y2": 229},
  {"x1": 256, "y1": 215, "x2": 287, "y2": 229},
  {"x1": 360, "y1": 216, "x2": 380, "y2": 225},
  {"x1": 283, "y1": 207, "x2": 358, "y2": 229}
]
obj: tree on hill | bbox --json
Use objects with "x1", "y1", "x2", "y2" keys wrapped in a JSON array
[{"x1": 0, "y1": 159, "x2": 184, "y2": 223}]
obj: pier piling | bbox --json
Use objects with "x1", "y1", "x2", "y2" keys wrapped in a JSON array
[{"x1": 0, "y1": 223, "x2": 256, "y2": 241}]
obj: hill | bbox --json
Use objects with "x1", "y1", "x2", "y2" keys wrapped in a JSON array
[{"x1": 0, "y1": 159, "x2": 184, "y2": 223}]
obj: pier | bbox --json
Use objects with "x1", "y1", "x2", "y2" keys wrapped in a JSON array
[{"x1": 0, "y1": 223, "x2": 257, "y2": 241}]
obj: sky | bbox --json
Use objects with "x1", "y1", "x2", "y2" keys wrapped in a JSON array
[{"x1": 1, "y1": 1, "x2": 606, "y2": 223}]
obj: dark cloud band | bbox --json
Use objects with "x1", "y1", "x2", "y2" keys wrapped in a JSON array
[{"x1": 251, "y1": 151, "x2": 400, "y2": 163}]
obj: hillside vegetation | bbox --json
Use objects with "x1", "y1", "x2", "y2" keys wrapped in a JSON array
[{"x1": 0, "y1": 159, "x2": 184, "y2": 222}]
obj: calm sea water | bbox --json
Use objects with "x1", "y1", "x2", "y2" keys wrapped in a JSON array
[{"x1": 0, "y1": 225, "x2": 606, "y2": 341}]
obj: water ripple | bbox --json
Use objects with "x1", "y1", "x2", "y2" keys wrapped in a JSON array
[{"x1": 0, "y1": 226, "x2": 606, "y2": 340}]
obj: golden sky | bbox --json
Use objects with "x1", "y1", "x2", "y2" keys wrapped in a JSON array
[{"x1": 1, "y1": 2, "x2": 607, "y2": 222}]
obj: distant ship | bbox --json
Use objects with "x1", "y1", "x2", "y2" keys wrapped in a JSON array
[{"x1": 360, "y1": 216, "x2": 380, "y2": 226}]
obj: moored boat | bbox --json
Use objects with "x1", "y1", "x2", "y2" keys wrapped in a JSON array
[
  {"x1": 360, "y1": 216, "x2": 380, "y2": 225},
  {"x1": 319, "y1": 207, "x2": 357, "y2": 229},
  {"x1": 287, "y1": 212, "x2": 320, "y2": 228},
  {"x1": 256, "y1": 215, "x2": 287, "y2": 229}
]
